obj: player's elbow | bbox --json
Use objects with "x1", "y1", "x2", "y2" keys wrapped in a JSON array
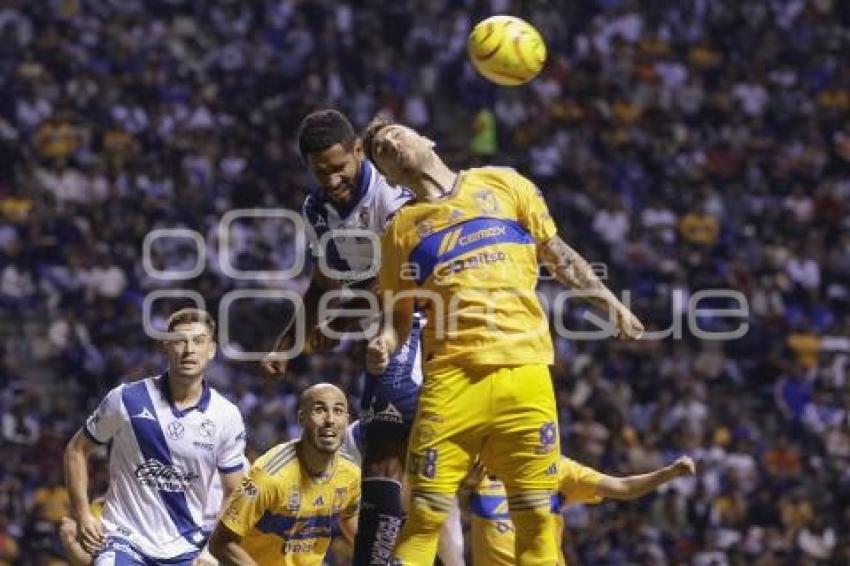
[
  {"x1": 340, "y1": 515, "x2": 358, "y2": 544},
  {"x1": 208, "y1": 524, "x2": 242, "y2": 563},
  {"x1": 207, "y1": 527, "x2": 228, "y2": 557},
  {"x1": 597, "y1": 477, "x2": 634, "y2": 500}
]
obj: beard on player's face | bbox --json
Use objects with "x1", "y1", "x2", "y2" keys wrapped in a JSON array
[{"x1": 307, "y1": 143, "x2": 363, "y2": 206}]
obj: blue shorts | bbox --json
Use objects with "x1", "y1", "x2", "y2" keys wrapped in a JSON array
[
  {"x1": 360, "y1": 315, "x2": 423, "y2": 446},
  {"x1": 94, "y1": 537, "x2": 200, "y2": 566}
]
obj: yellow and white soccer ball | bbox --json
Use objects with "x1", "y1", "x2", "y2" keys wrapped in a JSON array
[{"x1": 467, "y1": 15, "x2": 547, "y2": 86}]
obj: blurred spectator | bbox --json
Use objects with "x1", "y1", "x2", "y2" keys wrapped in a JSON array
[
  {"x1": 797, "y1": 516, "x2": 836, "y2": 560},
  {"x1": 2, "y1": 400, "x2": 40, "y2": 447},
  {"x1": 774, "y1": 364, "x2": 813, "y2": 423},
  {"x1": 469, "y1": 107, "x2": 498, "y2": 159},
  {"x1": 0, "y1": 517, "x2": 18, "y2": 565},
  {"x1": 678, "y1": 200, "x2": 720, "y2": 248}
]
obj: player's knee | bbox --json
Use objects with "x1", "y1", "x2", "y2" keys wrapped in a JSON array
[
  {"x1": 363, "y1": 455, "x2": 404, "y2": 480},
  {"x1": 506, "y1": 490, "x2": 554, "y2": 529},
  {"x1": 363, "y1": 438, "x2": 406, "y2": 480},
  {"x1": 407, "y1": 491, "x2": 453, "y2": 533}
]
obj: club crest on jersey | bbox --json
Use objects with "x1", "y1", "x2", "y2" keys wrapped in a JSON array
[
  {"x1": 332, "y1": 488, "x2": 347, "y2": 512},
  {"x1": 240, "y1": 477, "x2": 259, "y2": 498},
  {"x1": 417, "y1": 220, "x2": 435, "y2": 237},
  {"x1": 288, "y1": 487, "x2": 301, "y2": 513},
  {"x1": 418, "y1": 424, "x2": 436, "y2": 444},
  {"x1": 199, "y1": 419, "x2": 216, "y2": 438},
  {"x1": 358, "y1": 208, "x2": 370, "y2": 228},
  {"x1": 166, "y1": 421, "x2": 184, "y2": 440},
  {"x1": 448, "y1": 209, "x2": 465, "y2": 223},
  {"x1": 536, "y1": 422, "x2": 558, "y2": 454},
  {"x1": 473, "y1": 189, "x2": 500, "y2": 215}
]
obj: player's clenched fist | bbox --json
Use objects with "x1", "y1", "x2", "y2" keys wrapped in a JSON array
[
  {"x1": 615, "y1": 308, "x2": 645, "y2": 341},
  {"x1": 366, "y1": 330, "x2": 395, "y2": 374},
  {"x1": 260, "y1": 333, "x2": 294, "y2": 378},
  {"x1": 670, "y1": 455, "x2": 696, "y2": 477}
]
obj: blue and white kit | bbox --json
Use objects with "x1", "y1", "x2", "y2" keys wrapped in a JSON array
[
  {"x1": 302, "y1": 160, "x2": 423, "y2": 443},
  {"x1": 84, "y1": 373, "x2": 246, "y2": 564}
]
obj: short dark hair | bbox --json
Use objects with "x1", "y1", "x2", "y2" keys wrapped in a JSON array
[
  {"x1": 361, "y1": 113, "x2": 395, "y2": 170},
  {"x1": 167, "y1": 308, "x2": 216, "y2": 335},
  {"x1": 297, "y1": 109, "x2": 356, "y2": 157}
]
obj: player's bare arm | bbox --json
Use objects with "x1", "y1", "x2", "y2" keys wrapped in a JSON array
[
  {"x1": 597, "y1": 456, "x2": 696, "y2": 500},
  {"x1": 219, "y1": 469, "x2": 244, "y2": 503},
  {"x1": 194, "y1": 467, "x2": 245, "y2": 565},
  {"x1": 59, "y1": 516, "x2": 93, "y2": 566},
  {"x1": 208, "y1": 524, "x2": 257, "y2": 566},
  {"x1": 261, "y1": 268, "x2": 339, "y2": 377},
  {"x1": 339, "y1": 514, "x2": 358, "y2": 545},
  {"x1": 537, "y1": 235, "x2": 644, "y2": 339},
  {"x1": 63, "y1": 429, "x2": 104, "y2": 555},
  {"x1": 366, "y1": 293, "x2": 414, "y2": 374}
]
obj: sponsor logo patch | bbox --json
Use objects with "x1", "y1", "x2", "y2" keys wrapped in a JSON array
[
  {"x1": 166, "y1": 421, "x2": 184, "y2": 440},
  {"x1": 134, "y1": 459, "x2": 199, "y2": 492}
]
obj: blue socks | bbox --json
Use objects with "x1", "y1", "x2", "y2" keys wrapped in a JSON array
[{"x1": 352, "y1": 478, "x2": 404, "y2": 565}]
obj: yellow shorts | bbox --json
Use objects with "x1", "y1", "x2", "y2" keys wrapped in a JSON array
[{"x1": 406, "y1": 364, "x2": 559, "y2": 494}]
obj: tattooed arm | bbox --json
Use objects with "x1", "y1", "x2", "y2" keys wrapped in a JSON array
[{"x1": 537, "y1": 235, "x2": 644, "y2": 339}]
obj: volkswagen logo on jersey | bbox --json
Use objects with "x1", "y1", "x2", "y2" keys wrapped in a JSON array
[
  {"x1": 166, "y1": 421, "x2": 184, "y2": 440},
  {"x1": 134, "y1": 459, "x2": 199, "y2": 492}
]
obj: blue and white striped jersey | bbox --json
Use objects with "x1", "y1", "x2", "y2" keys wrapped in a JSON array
[
  {"x1": 302, "y1": 159, "x2": 412, "y2": 287},
  {"x1": 84, "y1": 373, "x2": 246, "y2": 559}
]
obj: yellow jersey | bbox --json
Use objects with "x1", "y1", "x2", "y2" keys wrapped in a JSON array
[
  {"x1": 380, "y1": 167, "x2": 557, "y2": 372},
  {"x1": 469, "y1": 456, "x2": 604, "y2": 566},
  {"x1": 220, "y1": 441, "x2": 360, "y2": 565}
]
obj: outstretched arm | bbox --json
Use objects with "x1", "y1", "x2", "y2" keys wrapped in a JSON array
[
  {"x1": 261, "y1": 268, "x2": 337, "y2": 377},
  {"x1": 208, "y1": 523, "x2": 256, "y2": 566},
  {"x1": 597, "y1": 456, "x2": 695, "y2": 500},
  {"x1": 537, "y1": 235, "x2": 644, "y2": 339}
]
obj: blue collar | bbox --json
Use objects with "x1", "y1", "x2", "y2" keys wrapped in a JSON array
[
  {"x1": 325, "y1": 160, "x2": 372, "y2": 219},
  {"x1": 159, "y1": 371, "x2": 212, "y2": 418}
]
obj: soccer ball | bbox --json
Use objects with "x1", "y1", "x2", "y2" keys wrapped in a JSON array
[{"x1": 467, "y1": 15, "x2": 547, "y2": 86}]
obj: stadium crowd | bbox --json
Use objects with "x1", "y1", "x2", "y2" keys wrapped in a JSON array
[{"x1": 2, "y1": 0, "x2": 850, "y2": 563}]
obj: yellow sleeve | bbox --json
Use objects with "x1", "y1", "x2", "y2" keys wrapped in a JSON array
[
  {"x1": 379, "y1": 218, "x2": 414, "y2": 295},
  {"x1": 509, "y1": 170, "x2": 557, "y2": 244},
  {"x1": 220, "y1": 465, "x2": 275, "y2": 537},
  {"x1": 558, "y1": 457, "x2": 604, "y2": 505},
  {"x1": 341, "y1": 477, "x2": 361, "y2": 519}
]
